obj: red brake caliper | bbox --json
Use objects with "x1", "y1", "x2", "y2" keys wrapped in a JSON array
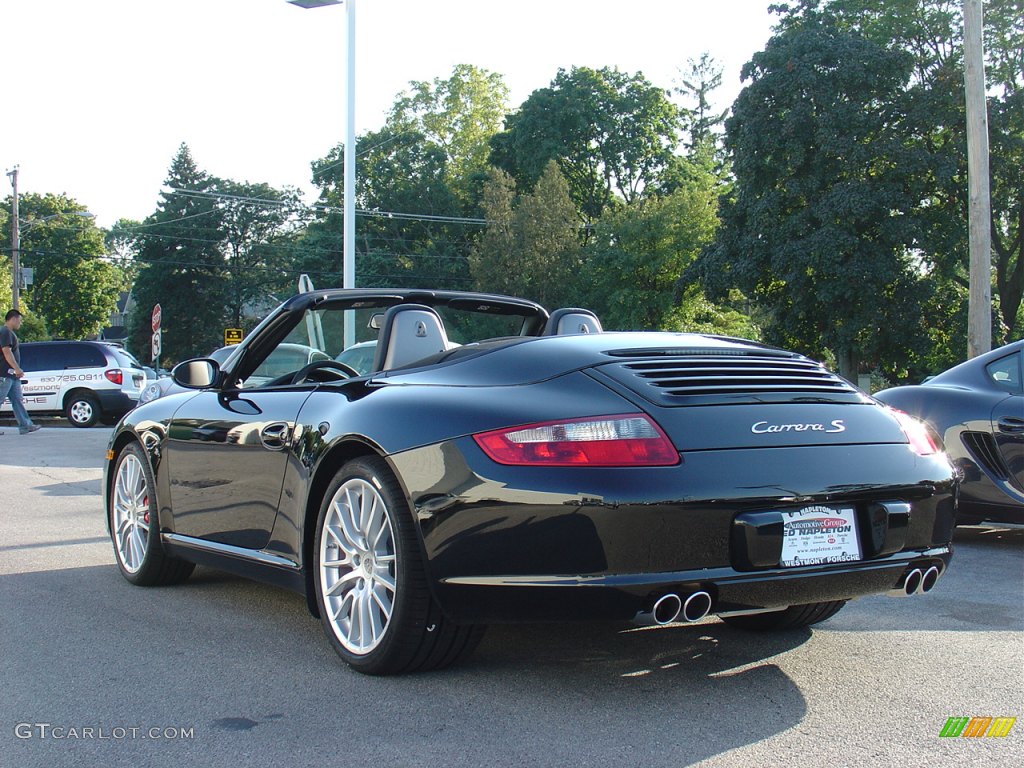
[{"x1": 143, "y1": 496, "x2": 150, "y2": 525}]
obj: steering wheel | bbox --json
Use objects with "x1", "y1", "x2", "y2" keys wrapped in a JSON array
[{"x1": 289, "y1": 359, "x2": 360, "y2": 385}]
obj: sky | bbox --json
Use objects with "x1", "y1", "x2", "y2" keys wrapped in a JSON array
[{"x1": 1, "y1": 0, "x2": 778, "y2": 229}]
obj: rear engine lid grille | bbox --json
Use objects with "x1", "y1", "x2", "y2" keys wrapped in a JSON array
[{"x1": 597, "y1": 355, "x2": 863, "y2": 406}]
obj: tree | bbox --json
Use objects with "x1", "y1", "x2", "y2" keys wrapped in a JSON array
[
  {"x1": 129, "y1": 144, "x2": 227, "y2": 361},
  {"x1": 389, "y1": 64, "x2": 509, "y2": 205},
  {"x1": 698, "y1": 12, "x2": 930, "y2": 380},
  {"x1": 489, "y1": 66, "x2": 683, "y2": 223},
  {"x1": 675, "y1": 53, "x2": 729, "y2": 151},
  {"x1": 126, "y1": 145, "x2": 307, "y2": 361},
  {"x1": 1, "y1": 192, "x2": 121, "y2": 339},
  {"x1": 584, "y1": 166, "x2": 726, "y2": 332},
  {"x1": 303, "y1": 126, "x2": 470, "y2": 290},
  {"x1": 469, "y1": 167, "x2": 520, "y2": 296},
  {"x1": 770, "y1": 0, "x2": 1024, "y2": 348},
  {"x1": 471, "y1": 162, "x2": 584, "y2": 309},
  {"x1": 213, "y1": 178, "x2": 304, "y2": 327}
]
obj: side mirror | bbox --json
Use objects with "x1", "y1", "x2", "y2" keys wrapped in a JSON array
[{"x1": 172, "y1": 358, "x2": 220, "y2": 389}]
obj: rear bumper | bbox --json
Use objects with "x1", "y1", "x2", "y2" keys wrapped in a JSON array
[
  {"x1": 390, "y1": 440, "x2": 958, "y2": 624},
  {"x1": 96, "y1": 390, "x2": 140, "y2": 418},
  {"x1": 434, "y1": 548, "x2": 952, "y2": 622}
]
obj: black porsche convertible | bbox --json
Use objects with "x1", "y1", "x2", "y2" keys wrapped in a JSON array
[{"x1": 104, "y1": 289, "x2": 958, "y2": 674}]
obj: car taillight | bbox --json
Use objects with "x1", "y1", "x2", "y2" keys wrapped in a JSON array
[
  {"x1": 888, "y1": 409, "x2": 939, "y2": 456},
  {"x1": 104, "y1": 369, "x2": 123, "y2": 385},
  {"x1": 473, "y1": 414, "x2": 679, "y2": 467}
]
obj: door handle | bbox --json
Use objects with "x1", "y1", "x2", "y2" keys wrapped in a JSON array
[
  {"x1": 259, "y1": 421, "x2": 291, "y2": 451},
  {"x1": 997, "y1": 418, "x2": 1024, "y2": 434}
]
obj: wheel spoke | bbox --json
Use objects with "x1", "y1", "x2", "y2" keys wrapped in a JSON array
[
  {"x1": 325, "y1": 569, "x2": 361, "y2": 598},
  {"x1": 334, "y1": 495, "x2": 362, "y2": 550},
  {"x1": 370, "y1": 583, "x2": 393, "y2": 620},
  {"x1": 324, "y1": 522, "x2": 356, "y2": 556},
  {"x1": 331, "y1": 587, "x2": 355, "y2": 622}
]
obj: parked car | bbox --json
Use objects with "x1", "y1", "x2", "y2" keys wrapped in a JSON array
[
  {"x1": 103, "y1": 289, "x2": 958, "y2": 675},
  {"x1": 334, "y1": 340, "x2": 376, "y2": 375},
  {"x1": 1, "y1": 340, "x2": 146, "y2": 427},
  {"x1": 876, "y1": 339, "x2": 1023, "y2": 525}
]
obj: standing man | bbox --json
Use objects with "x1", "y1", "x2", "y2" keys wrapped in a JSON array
[{"x1": 1, "y1": 309, "x2": 41, "y2": 435}]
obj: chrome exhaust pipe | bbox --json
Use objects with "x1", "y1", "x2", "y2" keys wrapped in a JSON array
[
  {"x1": 632, "y1": 593, "x2": 683, "y2": 626},
  {"x1": 905, "y1": 568, "x2": 923, "y2": 595},
  {"x1": 652, "y1": 593, "x2": 683, "y2": 625},
  {"x1": 920, "y1": 566, "x2": 940, "y2": 593},
  {"x1": 681, "y1": 591, "x2": 713, "y2": 622},
  {"x1": 888, "y1": 568, "x2": 923, "y2": 597}
]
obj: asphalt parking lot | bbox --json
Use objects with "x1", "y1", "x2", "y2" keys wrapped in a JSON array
[{"x1": 1, "y1": 426, "x2": 1021, "y2": 768}]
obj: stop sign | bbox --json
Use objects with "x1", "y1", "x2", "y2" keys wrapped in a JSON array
[{"x1": 152, "y1": 304, "x2": 162, "y2": 333}]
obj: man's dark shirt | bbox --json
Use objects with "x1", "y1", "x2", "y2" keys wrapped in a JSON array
[{"x1": 0, "y1": 325, "x2": 19, "y2": 378}]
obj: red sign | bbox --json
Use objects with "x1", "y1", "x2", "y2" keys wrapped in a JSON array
[{"x1": 152, "y1": 304, "x2": 162, "y2": 333}]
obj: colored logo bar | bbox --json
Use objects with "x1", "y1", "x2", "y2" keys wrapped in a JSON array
[{"x1": 940, "y1": 717, "x2": 1016, "y2": 738}]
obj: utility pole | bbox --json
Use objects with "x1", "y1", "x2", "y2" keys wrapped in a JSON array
[
  {"x1": 6, "y1": 166, "x2": 19, "y2": 311},
  {"x1": 964, "y1": 0, "x2": 991, "y2": 358}
]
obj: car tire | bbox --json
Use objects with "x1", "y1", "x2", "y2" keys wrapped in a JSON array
[
  {"x1": 719, "y1": 600, "x2": 847, "y2": 630},
  {"x1": 313, "y1": 456, "x2": 486, "y2": 675},
  {"x1": 109, "y1": 442, "x2": 195, "y2": 586},
  {"x1": 66, "y1": 392, "x2": 101, "y2": 428}
]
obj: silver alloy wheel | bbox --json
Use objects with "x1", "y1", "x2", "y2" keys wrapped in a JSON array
[
  {"x1": 69, "y1": 399, "x2": 94, "y2": 425},
  {"x1": 319, "y1": 478, "x2": 398, "y2": 655},
  {"x1": 112, "y1": 453, "x2": 150, "y2": 573}
]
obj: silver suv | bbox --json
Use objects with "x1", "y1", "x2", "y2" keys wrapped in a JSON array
[{"x1": 1, "y1": 341, "x2": 146, "y2": 427}]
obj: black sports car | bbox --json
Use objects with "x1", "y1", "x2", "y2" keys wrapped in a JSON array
[
  {"x1": 104, "y1": 289, "x2": 958, "y2": 675},
  {"x1": 876, "y1": 340, "x2": 1023, "y2": 525}
]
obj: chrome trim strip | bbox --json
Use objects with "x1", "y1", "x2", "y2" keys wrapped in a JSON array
[
  {"x1": 162, "y1": 532, "x2": 299, "y2": 569},
  {"x1": 439, "y1": 547, "x2": 952, "y2": 588}
]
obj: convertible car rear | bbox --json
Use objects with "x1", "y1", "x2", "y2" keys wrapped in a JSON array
[{"x1": 103, "y1": 289, "x2": 958, "y2": 674}]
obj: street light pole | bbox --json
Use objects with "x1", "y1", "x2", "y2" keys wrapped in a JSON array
[
  {"x1": 7, "y1": 166, "x2": 20, "y2": 311},
  {"x1": 289, "y1": 0, "x2": 356, "y2": 348}
]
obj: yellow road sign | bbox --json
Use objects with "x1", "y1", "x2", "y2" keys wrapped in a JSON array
[{"x1": 224, "y1": 328, "x2": 243, "y2": 345}]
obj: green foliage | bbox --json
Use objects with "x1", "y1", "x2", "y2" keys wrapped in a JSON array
[
  {"x1": 214, "y1": 178, "x2": 304, "y2": 327},
  {"x1": 304, "y1": 126, "x2": 470, "y2": 290},
  {"x1": 489, "y1": 66, "x2": 683, "y2": 223},
  {"x1": 128, "y1": 145, "x2": 226, "y2": 361},
  {"x1": 1, "y1": 192, "x2": 120, "y2": 339},
  {"x1": 765, "y1": 0, "x2": 1024, "y2": 357},
  {"x1": 699, "y1": 11, "x2": 937, "y2": 379},
  {"x1": 583, "y1": 167, "x2": 727, "y2": 332},
  {"x1": 299, "y1": 65, "x2": 512, "y2": 294},
  {"x1": 389, "y1": 64, "x2": 509, "y2": 205},
  {"x1": 674, "y1": 53, "x2": 729, "y2": 151},
  {"x1": 470, "y1": 162, "x2": 584, "y2": 308},
  {"x1": 127, "y1": 146, "x2": 300, "y2": 361},
  {"x1": 35, "y1": 259, "x2": 122, "y2": 340}
]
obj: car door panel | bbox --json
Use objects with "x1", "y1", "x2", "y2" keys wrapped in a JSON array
[{"x1": 165, "y1": 388, "x2": 314, "y2": 548}]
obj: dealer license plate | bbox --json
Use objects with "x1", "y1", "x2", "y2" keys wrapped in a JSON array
[{"x1": 780, "y1": 505, "x2": 861, "y2": 567}]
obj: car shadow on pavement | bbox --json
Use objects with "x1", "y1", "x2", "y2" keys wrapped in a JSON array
[{"x1": 2, "y1": 562, "x2": 811, "y2": 767}]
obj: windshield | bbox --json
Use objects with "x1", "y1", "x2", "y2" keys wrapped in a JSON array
[{"x1": 232, "y1": 296, "x2": 542, "y2": 387}]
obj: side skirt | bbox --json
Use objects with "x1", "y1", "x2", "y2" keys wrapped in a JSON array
[{"x1": 162, "y1": 532, "x2": 306, "y2": 594}]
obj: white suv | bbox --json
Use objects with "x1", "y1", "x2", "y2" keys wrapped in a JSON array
[{"x1": 1, "y1": 341, "x2": 146, "y2": 427}]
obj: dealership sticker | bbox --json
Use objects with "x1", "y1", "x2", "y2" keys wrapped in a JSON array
[{"x1": 780, "y1": 505, "x2": 860, "y2": 567}]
